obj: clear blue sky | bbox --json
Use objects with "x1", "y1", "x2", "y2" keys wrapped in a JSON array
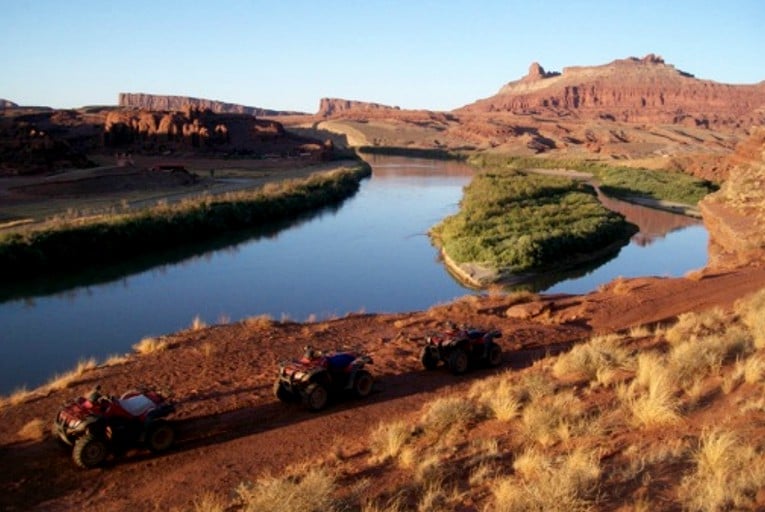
[{"x1": 2, "y1": 0, "x2": 763, "y2": 112}]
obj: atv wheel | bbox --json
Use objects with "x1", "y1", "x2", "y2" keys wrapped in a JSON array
[
  {"x1": 273, "y1": 380, "x2": 295, "y2": 402},
  {"x1": 353, "y1": 370, "x2": 374, "y2": 398},
  {"x1": 420, "y1": 347, "x2": 439, "y2": 370},
  {"x1": 448, "y1": 348, "x2": 469, "y2": 375},
  {"x1": 146, "y1": 421, "x2": 175, "y2": 452},
  {"x1": 302, "y1": 383, "x2": 329, "y2": 411},
  {"x1": 72, "y1": 434, "x2": 108, "y2": 468},
  {"x1": 486, "y1": 343, "x2": 502, "y2": 367}
]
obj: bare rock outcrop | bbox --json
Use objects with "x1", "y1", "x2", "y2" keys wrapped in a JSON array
[
  {"x1": 459, "y1": 54, "x2": 765, "y2": 128},
  {"x1": 700, "y1": 127, "x2": 765, "y2": 268},
  {"x1": 118, "y1": 93, "x2": 306, "y2": 117},
  {"x1": 318, "y1": 98, "x2": 401, "y2": 117},
  {"x1": 0, "y1": 99, "x2": 19, "y2": 109}
]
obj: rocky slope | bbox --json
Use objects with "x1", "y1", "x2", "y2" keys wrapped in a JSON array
[
  {"x1": 118, "y1": 93, "x2": 306, "y2": 117},
  {"x1": 699, "y1": 127, "x2": 765, "y2": 267}
]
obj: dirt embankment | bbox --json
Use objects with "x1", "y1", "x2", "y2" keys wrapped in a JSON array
[{"x1": 2, "y1": 262, "x2": 765, "y2": 510}]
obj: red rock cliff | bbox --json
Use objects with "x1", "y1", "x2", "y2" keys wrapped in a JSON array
[{"x1": 459, "y1": 55, "x2": 765, "y2": 127}]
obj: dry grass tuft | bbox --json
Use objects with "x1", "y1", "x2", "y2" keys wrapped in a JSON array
[
  {"x1": 678, "y1": 429, "x2": 765, "y2": 511},
  {"x1": 190, "y1": 491, "x2": 227, "y2": 512},
  {"x1": 668, "y1": 326, "x2": 753, "y2": 386},
  {"x1": 46, "y1": 357, "x2": 97, "y2": 390},
  {"x1": 133, "y1": 336, "x2": 169, "y2": 354},
  {"x1": 552, "y1": 334, "x2": 633, "y2": 385},
  {"x1": 622, "y1": 353, "x2": 682, "y2": 427},
  {"x1": 17, "y1": 418, "x2": 47, "y2": 441},
  {"x1": 742, "y1": 355, "x2": 765, "y2": 384},
  {"x1": 520, "y1": 389, "x2": 587, "y2": 447},
  {"x1": 242, "y1": 314, "x2": 275, "y2": 330},
  {"x1": 419, "y1": 396, "x2": 486, "y2": 437},
  {"x1": 369, "y1": 421, "x2": 412, "y2": 463},
  {"x1": 234, "y1": 466, "x2": 336, "y2": 512},
  {"x1": 489, "y1": 447, "x2": 601, "y2": 511},
  {"x1": 190, "y1": 315, "x2": 207, "y2": 331},
  {"x1": 665, "y1": 308, "x2": 729, "y2": 345},
  {"x1": 103, "y1": 353, "x2": 130, "y2": 366},
  {"x1": 735, "y1": 288, "x2": 765, "y2": 349},
  {"x1": 470, "y1": 375, "x2": 525, "y2": 421}
]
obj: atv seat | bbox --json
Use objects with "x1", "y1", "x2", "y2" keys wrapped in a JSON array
[
  {"x1": 117, "y1": 394, "x2": 156, "y2": 417},
  {"x1": 325, "y1": 353, "x2": 356, "y2": 371}
]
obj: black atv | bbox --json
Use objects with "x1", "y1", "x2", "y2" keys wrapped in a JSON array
[
  {"x1": 420, "y1": 324, "x2": 502, "y2": 374},
  {"x1": 52, "y1": 385, "x2": 176, "y2": 468},
  {"x1": 274, "y1": 346, "x2": 374, "y2": 411}
]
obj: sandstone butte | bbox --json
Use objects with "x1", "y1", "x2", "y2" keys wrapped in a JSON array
[{"x1": 1, "y1": 54, "x2": 765, "y2": 511}]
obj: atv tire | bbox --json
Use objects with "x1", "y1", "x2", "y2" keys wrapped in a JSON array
[
  {"x1": 146, "y1": 420, "x2": 175, "y2": 452},
  {"x1": 448, "y1": 348, "x2": 469, "y2": 375},
  {"x1": 486, "y1": 343, "x2": 502, "y2": 367},
  {"x1": 273, "y1": 380, "x2": 295, "y2": 402},
  {"x1": 353, "y1": 370, "x2": 374, "y2": 398},
  {"x1": 72, "y1": 434, "x2": 108, "y2": 468},
  {"x1": 420, "y1": 347, "x2": 439, "y2": 370},
  {"x1": 302, "y1": 383, "x2": 329, "y2": 412}
]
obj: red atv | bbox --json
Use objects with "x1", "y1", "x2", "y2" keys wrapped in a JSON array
[
  {"x1": 53, "y1": 385, "x2": 176, "y2": 468},
  {"x1": 420, "y1": 323, "x2": 503, "y2": 374},
  {"x1": 274, "y1": 346, "x2": 374, "y2": 411}
]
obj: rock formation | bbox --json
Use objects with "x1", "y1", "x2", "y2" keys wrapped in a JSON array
[
  {"x1": 118, "y1": 93, "x2": 306, "y2": 117},
  {"x1": 699, "y1": 127, "x2": 765, "y2": 267},
  {"x1": 459, "y1": 54, "x2": 765, "y2": 128},
  {"x1": 0, "y1": 99, "x2": 19, "y2": 109},
  {"x1": 318, "y1": 98, "x2": 401, "y2": 117}
]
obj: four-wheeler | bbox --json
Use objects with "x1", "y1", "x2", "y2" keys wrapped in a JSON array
[
  {"x1": 53, "y1": 385, "x2": 176, "y2": 468},
  {"x1": 274, "y1": 346, "x2": 374, "y2": 411},
  {"x1": 420, "y1": 323, "x2": 503, "y2": 374}
]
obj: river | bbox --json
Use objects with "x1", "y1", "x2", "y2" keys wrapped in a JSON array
[{"x1": 0, "y1": 155, "x2": 707, "y2": 394}]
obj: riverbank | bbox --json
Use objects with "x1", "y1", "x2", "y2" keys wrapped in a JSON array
[
  {"x1": 0, "y1": 161, "x2": 371, "y2": 281},
  {"x1": 2, "y1": 264, "x2": 765, "y2": 510}
]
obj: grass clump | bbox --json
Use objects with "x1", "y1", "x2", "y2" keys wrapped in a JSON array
[
  {"x1": 430, "y1": 168, "x2": 635, "y2": 275},
  {"x1": 488, "y1": 447, "x2": 601, "y2": 511},
  {"x1": 678, "y1": 429, "x2": 765, "y2": 511},
  {"x1": 133, "y1": 336, "x2": 168, "y2": 354},
  {"x1": 369, "y1": 421, "x2": 413, "y2": 463},
  {"x1": 552, "y1": 334, "x2": 633, "y2": 385},
  {"x1": 620, "y1": 353, "x2": 682, "y2": 427},
  {"x1": 234, "y1": 467, "x2": 337, "y2": 512},
  {"x1": 419, "y1": 396, "x2": 486, "y2": 437}
]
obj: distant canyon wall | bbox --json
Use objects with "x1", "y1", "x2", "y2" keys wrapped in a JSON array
[{"x1": 118, "y1": 93, "x2": 305, "y2": 117}]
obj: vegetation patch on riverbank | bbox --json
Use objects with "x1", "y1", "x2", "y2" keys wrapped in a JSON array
[
  {"x1": 0, "y1": 163, "x2": 371, "y2": 281},
  {"x1": 468, "y1": 154, "x2": 717, "y2": 205},
  {"x1": 430, "y1": 169, "x2": 636, "y2": 284}
]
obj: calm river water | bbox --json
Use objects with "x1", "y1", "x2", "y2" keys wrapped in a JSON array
[{"x1": 0, "y1": 156, "x2": 707, "y2": 394}]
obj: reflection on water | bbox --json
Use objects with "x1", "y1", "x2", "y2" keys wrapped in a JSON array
[
  {"x1": 0, "y1": 156, "x2": 708, "y2": 394},
  {"x1": 597, "y1": 192, "x2": 701, "y2": 246}
]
